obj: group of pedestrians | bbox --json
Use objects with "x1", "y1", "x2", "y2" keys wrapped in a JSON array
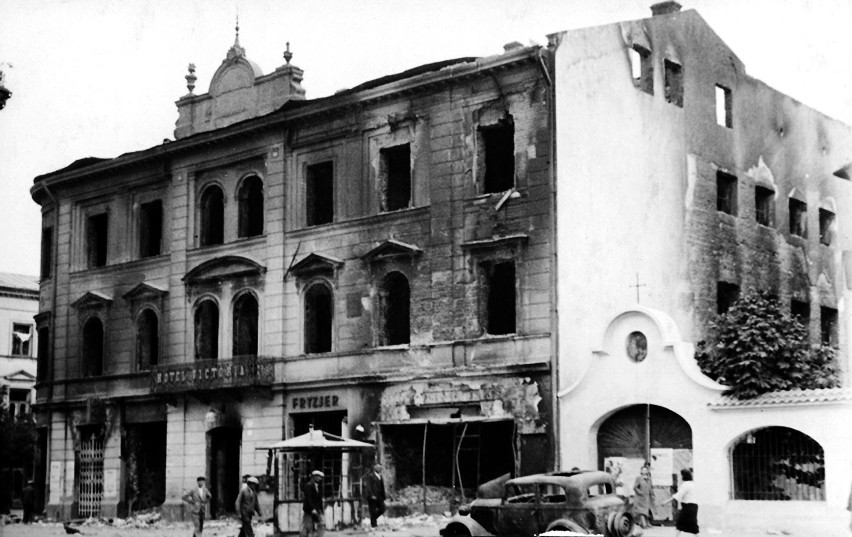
[
  {"x1": 181, "y1": 474, "x2": 262, "y2": 537},
  {"x1": 632, "y1": 466, "x2": 698, "y2": 536}
]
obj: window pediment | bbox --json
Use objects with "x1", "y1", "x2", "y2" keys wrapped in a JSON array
[
  {"x1": 123, "y1": 282, "x2": 169, "y2": 302},
  {"x1": 461, "y1": 234, "x2": 529, "y2": 252},
  {"x1": 183, "y1": 255, "x2": 266, "y2": 284},
  {"x1": 362, "y1": 239, "x2": 422, "y2": 263},
  {"x1": 71, "y1": 290, "x2": 113, "y2": 310},
  {"x1": 289, "y1": 252, "x2": 344, "y2": 278}
]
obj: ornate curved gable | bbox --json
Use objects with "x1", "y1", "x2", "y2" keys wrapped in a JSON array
[
  {"x1": 361, "y1": 239, "x2": 422, "y2": 263},
  {"x1": 183, "y1": 255, "x2": 266, "y2": 284}
]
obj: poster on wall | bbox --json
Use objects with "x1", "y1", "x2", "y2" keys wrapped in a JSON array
[
  {"x1": 650, "y1": 448, "x2": 674, "y2": 486},
  {"x1": 49, "y1": 461, "x2": 62, "y2": 503},
  {"x1": 104, "y1": 469, "x2": 118, "y2": 497}
]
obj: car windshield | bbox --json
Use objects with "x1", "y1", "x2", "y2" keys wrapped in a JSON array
[{"x1": 505, "y1": 483, "x2": 537, "y2": 503}]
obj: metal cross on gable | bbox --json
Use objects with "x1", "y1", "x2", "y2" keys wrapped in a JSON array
[{"x1": 629, "y1": 273, "x2": 647, "y2": 303}]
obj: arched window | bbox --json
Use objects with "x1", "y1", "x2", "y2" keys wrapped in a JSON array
[
  {"x1": 232, "y1": 293, "x2": 259, "y2": 357},
  {"x1": 379, "y1": 272, "x2": 410, "y2": 345},
  {"x1": 136, "y1": 309, "x2": 159, "y2": 370},
  {"x1": 238, "y1": 176, "x2": 264, "y2": 238},
  {"x1": 732, "y1": 427, "x2": 825, "y2": 501},
  {"x1": 81, "y1": 317, "x2": 104, "y2": 377},
  {"x1": 304, "y1": 283, "x2": 332, "y2": 354},
  {"x1": 194, "y1": 299, "x2": 219, "y2": 360},
  {"x1": 200, "y1": 185, "x2": 225, "y2": 246}
]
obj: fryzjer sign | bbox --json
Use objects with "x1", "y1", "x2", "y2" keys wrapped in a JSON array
[{"x1": 151, "y1": 357, "x2": 273, "y2": 393}]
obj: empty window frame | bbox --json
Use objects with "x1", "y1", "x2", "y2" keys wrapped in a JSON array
[
  {"x1": 81, "y1": 317, "x2": 104, "y2": 377},
  {"x1": 716, "y1": 171, "x2": 737, "y2": 215},
  {"x1": 232, "y1": 292, "x2": 259, "y2": 357},
  {"x1": 791, "y1": 299, "x2": 810, "y2": 329},
  {"x1": 789, "y1": 199, "x2": 807, "y2": 238},
  {"x1": 717, "y1": 281, "x2": 739, "y2": 314},
  {"x1": 135, "y1": 309, "x2": 159, "y2": 370},
  {"x1": 41, "y1": 227, "x2": 53, "y2": 279},
  {"x1": 304, "y1": 283, "x2": 332, "y2": 354},
  {"x1": 194, "y1": 299, "x2": 219, "y2": 360},
  {"x1": 378, "y1": 272, "x2": 410, "y2": 346},
  {"x1": 36, "y1": 327, "x2": 49, "y2": 382},
  {"x1": 818, "y1": 208, "x2": 834, "y2": 246},
  {"x1": 716, "y1": 85, "x2": 732, "y2": 128},
  {"x1": 820, "y1": 306, "x2": 838, "y2": 346},
  {"x1": 629, "y1": 45, "x2": 653, "y2": 94},
  {"x1": 755, "y1": 186, "x2": 775, "y2": 227},
  {"x1": 86, "y1": 212, "x2": 109, "y2": 268},
  {"x1": 479, "y1": 116, "x2": 515, "y2": 194},
  {"x1": 200, "y1": 185, "x2": 225, "y2": 246},
  {"x1": 380, "y1": 144, "x2": 411, "y2": 212},
  {"x1": 139, "y1": 200, "x2": 163, "y2": 258},
  {"x1": 664, "y1": 60, "x2": 683, "y2": 107},
  {"x1": 306, "y1": 161, "x2": 334, "y2": 227},
  {"x1": 11, "y1": 323, "x2": 33, "y2": 356},
  {"x1": 238, "y1": 176, "x2": 264, "y2": 238},
  {"x1": 482, "y1": 260, "x2": 516, "y2": 335}
]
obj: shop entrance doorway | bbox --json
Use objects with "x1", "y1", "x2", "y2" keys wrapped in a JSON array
[{"x1": 207, "y1": 427, "x2": 241, "y2": 518}]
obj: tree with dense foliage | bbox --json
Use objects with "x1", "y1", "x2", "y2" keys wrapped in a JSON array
[
  {"x1": 0, "y1": 407, "x2": 37, "y2": 513},
  {"x1": 696, "y1": 291, "x2": 839, "y2": 399}
]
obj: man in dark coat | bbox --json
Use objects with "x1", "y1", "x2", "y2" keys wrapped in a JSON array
[
  {"x1": 21, "y1": 480, "x2": 35, "y2": 523},
  {"x1": 300, "y1": 470, "x2": 324, "y2": 537},
  {"x1": 363, "y1": 464, "x2": 386, "y2": 528},
  {"x1": 235, "y1": 476, "x2": 262, "y2": 537}
]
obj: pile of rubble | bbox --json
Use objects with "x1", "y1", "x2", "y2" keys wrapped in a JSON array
[
  {"x1": 361, "y1": 512, "x2": 443, "y2": 532},
  {"x1": 110, "y1": 511, "x2": 164, "y2": 528},
  {"x1": 390, "y1": 485, "x2": 457, "y2": 505}
]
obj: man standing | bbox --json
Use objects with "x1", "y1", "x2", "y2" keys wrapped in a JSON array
[
  {"x1": 21, "y1": 480, "x2": 35, "y2": 523},
  {"x1": 235, "y1": 476, "x2": 262, "y2": 537},
  {"x1": 182, "y1": 476, "x2": 211, "y2": 537},
  {"x1": 363, "y1": 464, "x2": 386, "y2": 528},
  {"x1": 300, "y1": 470, "x2": 325, "y2": 537}
]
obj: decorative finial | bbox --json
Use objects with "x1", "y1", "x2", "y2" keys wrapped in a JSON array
[
  {"x1": 185, "y1": 63, "x2": 197, "y2": 94},
  {"x1": 234, "y1": 14, "x2": 240, "y2": 47},
  {"x1": 283, "y1": 42, "x2": 293, "y2": 65}
]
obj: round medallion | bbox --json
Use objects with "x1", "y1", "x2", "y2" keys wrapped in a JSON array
[{"x1": 626, "y1": 331, "x2": 648, "y2": 363}]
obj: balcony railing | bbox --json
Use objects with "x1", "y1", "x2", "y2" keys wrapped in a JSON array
[{"x1": 151, "y1": 355, "x2": 274, "y2": 394}]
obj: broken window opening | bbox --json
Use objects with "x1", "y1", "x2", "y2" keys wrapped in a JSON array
[
  {"x1": 716, "y1": 281, "x2": 739, "y2": 314},
  {"x1": 11, "y1": 323, "x2": 33, "y2": 356},
  {"x1": 81, "y1": 317, "x2": 104, "y2": 377},
  {"x1": 789, "y1": 199, "x2": 807, "y2": 238},
  {"x1": 232, "y1": 292, "x2": 259, "y2": 357},
  {"x1": 139, "y1": 200, "x2": 163, "y2": 258},
  {"x1": 306, "y1": 161, "x2": 334, "y2": 227},
  {"x1": 716, "y1": 85, "x2": 732, "y2": 128},
  {"x1": 37, "y1": 326, "x2": 49, "y2": 382},
  {"x1": 238, "y1": 176, "x2": 264, "y2": 238},
  {"x1": 194, "y1": 299, "x2": 219, "y2": 360},
  {"x1": 304, "y1": 283, "x2": 332, "y2": 354},
  {"x1": 791, "y1": 299, "x2": 810, "y2": 330},
  {"x1": 716, "y1": 171, "x2": 737, "y2": 215},
  {"x1": 379, "y1": 272, "x2": 410, "y2": 346},
  {"x1": 123, "y1": 422, "x2": 166, "y2": 512},
  {"x1": 380, "y1": 144, "x2": 411, "y2": 212},
  {"x1": 483, "y1": 260, "x2": 516, "y2": 335},
  {"x1": 818, "y1": 208, "x2": 834, "y2": 246},
  {"x1": 820, "y1": 306, "x2": 838, "y2": 346},
  {"x1": 200, "y1": 185, "x2": 225, "y2": 246},
  {"x1": 630, "y1": 45, "x2": 653, "y2": 94},
  {"x1": 41, "y1": 227, "x2": 53, "y2": 279},
  {"x1": 86, "y1": 213, "x2": 109, "y2": 268},
  {"x1": 664, "y1": 60, "x2": 683, "y2": 108},
  {"x1": 755, "y1": 186, "x2": 775, "y2": 227},
  {"x1": 480, "y1": 116, "x2": 515, "y2": 194},
  {"x1": 135, "y1": 309, "x2": 159, "y2": 370}
]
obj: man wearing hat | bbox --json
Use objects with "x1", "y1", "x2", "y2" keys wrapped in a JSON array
[
  {"x1": 363, "y1": 464, "x2": 386, "y2": 528},
  {"x1": 235, "y1": 476, "x2": 262, "y2": 537},
  {"x1": 182, "y1": 476, "x2": 211, "y2": 537},
  {"x1": 300, "y1": 470, "x2": 325, "y2": 537}
]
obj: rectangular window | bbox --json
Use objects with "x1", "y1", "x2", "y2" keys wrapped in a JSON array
[
  {"x1": 381, "y1": 144, "x2": 411, "y2": 212},
  {"x1": 716, "y1": 171, "x2": 737, "y2": 215},
  {"x1": 480, "y1": 117, "x2": 515, "y2": 194},
  {"x1": 717, "y1": 281, "x2": 739, "y2": 314},
  {"x1": 820, "y1": 306, "x2": 838, "y2": 346},
  {"x1": 789, "y1": 199, "x2": 807, "y2": 238},
  {"x1": 306, "y1": 161, "x2": 334, "y2": 226},
  {"x1": 755, "y1": 186, "x2": 774, "y2": 227},
  {"x1": 139, "y1": 200, "x2": 163, "y2": 258},
  {"x1": 819, "y1": 208, "x2": 834, "y2": 246},
  {"x1": 716, "y1": 85, "x2": 732, "y2": 128},
  {"x1": 483, "y1": 260, "x2": 516, "y2": 335},
  {"x1": 664, "y1": 60, "x2": 683, "y2": 107},
  {"x1": 37, "y1": 326, "x2": 49, "y2": 382},
  {"x1": 11, "y1": 323, "x2": 33, "y2": 356},
  {"x1": 86, "y1": 212, "x2": 109, "y2": 268},
  {"x1": 791, "y1": 299, "x2": 810, "y2": 329},
  {"x1": 630, "y1": 45, "x2": 653, "y2": 94},
  {"x1": 40, "y1": 227, "x2": 53, "y2": 279}
]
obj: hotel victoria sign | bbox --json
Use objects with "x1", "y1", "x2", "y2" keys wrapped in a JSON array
[{"x1": 151, "y1": 356, "x2": 274, "y2": 393}]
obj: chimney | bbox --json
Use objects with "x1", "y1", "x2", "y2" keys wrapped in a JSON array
[
  {"x1": 503, "y1": 41, "x2": 525, "y2": 53},
  {"x1": 651, "y1": 1, "x2": 682, "y2": 16}
]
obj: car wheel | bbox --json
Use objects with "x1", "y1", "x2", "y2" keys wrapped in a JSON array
[
  {"x1": 606, "y1": 511, "x2": 634, "y2": 537},
  {"x1": 546, "y1": 520, "x2": 588, "y2": 534},
  {"x1": 442, "y1": 523, "x2": 472, "y2": 537}
]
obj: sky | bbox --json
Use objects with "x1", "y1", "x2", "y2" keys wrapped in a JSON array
[{"x1": 1, "y1": 0, "x2": 851, "y2": 277}]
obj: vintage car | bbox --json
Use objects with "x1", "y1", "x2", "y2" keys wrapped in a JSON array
[{"x1": 441, "y1": 471, "x2": 634, "y2": 537}]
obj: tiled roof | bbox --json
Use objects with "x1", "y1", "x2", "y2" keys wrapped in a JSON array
[
  {"x1": 709, "y1": 387, "x2": 852, "y2": 409},
  {"x1": 0, "y1": 273, "x2": 39, "y2": 292}
]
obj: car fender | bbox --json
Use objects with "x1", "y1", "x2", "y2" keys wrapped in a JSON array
[
  {"x1": 544, "y1": 518, "x2": 590, "y2": 534},
  {"x1": 440, "y1": 514, "x2": 494, "y2": 537}
]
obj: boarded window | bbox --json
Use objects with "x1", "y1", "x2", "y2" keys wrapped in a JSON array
[
  {"x1": 81, "y1": 317, "x2": 104, "y2": 377},
  {"x1": 37, "y1": 327, "x2": 49, "y2": 382},
  {"x1": 194, "y1": 299, "x2": 219, "y2": 360},
  {"x1": 232, "y1": 293, "x2": 259, "y2": 357},
  {"x1": 306, "y1": 161, "x2": 334, "y2": 226},
  {"x1": 716, "y1": 85, "x2": 732, "y2": 128},
  {"x1": 304, "y1": 283, "x2": 332, "y2": 354},
  {"x1": 717, "y1": 281, "x2": 739, "y2": 314},
  {"x1": 716, "y1": 171, "x2": 737, "y2": 215},
  {"x1": 791, "y1": 299, "x2": 810, "y2": 330},
  {"x1": 139, "y1": 200, "x2": 163, "y2": 258},
  {"x1": 11, "y1": 323, "x2": 33, "y2": 356},
  {"x1": 755, "y1": 186, "x2": 774, "y2": 227},
  {"x1": 818, "y1": 208, "x2": 834, "y2": 246},
  {"x1": 136, "y1": 309, "x2": 159, "y2": 370},
  {"x1": 87, "y1": 213, "x2": 108, "y2": 268},
  {"x1": 480, "y1": 116, "x2": 515, "y2": 194},
  {"x1": 664, "y1": 60, "x2": 683, "y2": 107},
  {"x1": 630, "y1": 45, "x2": 653, "y2": 94},
  {"x1": 789, "y1": 199, "x2": 807, "y2": 238},
  {"x1": 379, "y1": 272, "x2": 410, "y2": 346},
  {"x1": 238, "y1": 176, "x2": 264, "y2": 238},
  {"x1": 200, "y1": 186, "x2": 225, "y2": 246},
  {"x1": 381, "y1": 144, "x2": 411, "y2": 212},
  {"x1": 41, "y1": 227, "x2": 53, "y2": 279},
  {"x1": 483, "y1": 261, "x2": 516, "y2": 335},
  {"x1": 820, "y1": 306, "x2": 838, "y2": 346}
]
